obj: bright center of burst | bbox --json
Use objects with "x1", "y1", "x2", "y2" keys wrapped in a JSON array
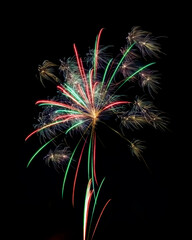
[{"x1": 91, "y1": 109, "x2": 99, "y2": 125}]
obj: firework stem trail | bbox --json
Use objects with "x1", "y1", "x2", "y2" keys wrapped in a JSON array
[
  {"x1": 62, "y1": 122, "x2": 92, "y2": 199},
  {"x1": 87, "y1": 133, "x2": 93, "y2": 182},
  {"x1": 93, "y1": 132, "x2": 98, "y2": 186},
  {"x1": 87, "y1": 177, "x2": 106, "y2": 240},
  {"x1": 83, "y1": 179, "x2": 93, "y2": 240}
]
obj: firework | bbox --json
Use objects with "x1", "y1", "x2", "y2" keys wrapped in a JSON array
[{"x1": 25, "y1": 27, "x2": 167, "y2": 239}]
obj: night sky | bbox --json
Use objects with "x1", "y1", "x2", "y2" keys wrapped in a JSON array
[{"x1": 6, "y1": 3, "x2": 175, "y2": 240}]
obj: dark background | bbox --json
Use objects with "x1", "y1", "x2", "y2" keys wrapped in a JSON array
[{"x1": 5, "y1": 2, "x2": 176, "y2": 240}]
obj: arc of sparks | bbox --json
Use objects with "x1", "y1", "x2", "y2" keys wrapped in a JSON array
[
  {"x1": 72, "y1": 137, "x2": 88, "y2": 207},
  {"x1": 116, "y1": 62, "x2": 156, "y2": 91},
  {"x1": 73, "y1": 43, "x2": 92, "y2": 104},
  {"x1": 62, "y1": 123, "x2": 92, "y2": 199},
  {"x1": 25, "y1": 115, "x2": 85, "y2": 141},
  {"x1": 83, "y1": 177, "x2": 111, "y2": 240},
  {"x1": 101, "y1": 58, "x2": 113, "y2": 90},
  {"x1": 94, "y1": 28, "x2": 104, "y2": 79},
  {"x1": 65, "y1": 119, "x2": 89, "y2": 135},
  {"x1": 90, "y1": 198, "x2": 111, "y2": 240},
  {"x1": 36, "y1": 99, "x2": 80, "y2": 111},
  {"x1": 92, "y1": 132, "x2": 97, "y2": 186},
  {"x1": 57, "y1": 85, "x2": 87, "y2": 109},
  {"x1": 106, "y1": 42, "x2": 136, "y2": 90},
  {"x1": 26, "y1": 135, "x2": 58, "y2": 168},
  {"x1": 101, "y1": 101, "x2": 131, "y2": 112},
  {"x1": 87, "y1": 177, "x2": 106, "y2": 240},
  {"x1": 86, "y1": 130, "x2": 98, "y2": 191},
  {"x1": 64, "y1": 83, "x2": 89, "y2": 109},
  {"x1": 62, "y1": 138, "x2": 82, "y2": 199},
  {"x1": 89, "y1": 69, "x2": 94, "y2": 105}
]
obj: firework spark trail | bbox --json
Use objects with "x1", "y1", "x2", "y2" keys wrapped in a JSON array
[
  {"x1": 73, "y1": 43, "x2": 92, "y2": 104},
  {"x1": 25, "y1": 114, "x2": 85, "y2": 141},
  {"x1": 25, "y1": 26, "x2": 167, "y2": 239},
  {"x1": 26, "y1": 136, "x2": 58, "y2": 168},
  {"x1": 94, "y1": 28, "x2": 104, "y2": 79},
  {"x1": 105, "y1": 42, "x2": 136, "y2": 90},
  {"x1": 83, "y1": 179, "x2": 93, "y2": 240},
  {"x1": 72, "y1": 137, "x2": 87, "y2": 207},
  {"x1": 62, "y1": 135, "x2": 83, "y2": 199},
  {"x1": 83, "y1": 178, "x2": 111, "y2": 240},
  {"x1": 90, "y1": 198, "x2": 111, "y2": 240},
  {"x1": 87, "y1": 177, "x2": 106, "y2": 239}
]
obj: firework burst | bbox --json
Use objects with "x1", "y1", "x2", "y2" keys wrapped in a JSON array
[{"x1": 25, "y1": 27, "x2": 167, "y2": 239}]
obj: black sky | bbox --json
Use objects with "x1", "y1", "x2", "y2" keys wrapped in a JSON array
[{"x1": 5, "y1": 3, "x2": 176, "y2": 240}]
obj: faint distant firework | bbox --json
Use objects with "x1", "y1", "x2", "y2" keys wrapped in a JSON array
[{"x1": 25, "y1": 26, "x2": 167, "y2": 239}]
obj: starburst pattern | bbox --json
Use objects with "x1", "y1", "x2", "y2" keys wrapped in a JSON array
[
  {"x1": 43, "y1": 144, "x2": 71, "y2": 172},
  {"x1": 38, "y1": 60, "x2": 60, "y2": 87},
  {"x1": 127, "y1": 26, "x2": 163, "y2": 58},
  {"x1": 25, "y1": 27, "x2": 167, "y2": 239}
]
